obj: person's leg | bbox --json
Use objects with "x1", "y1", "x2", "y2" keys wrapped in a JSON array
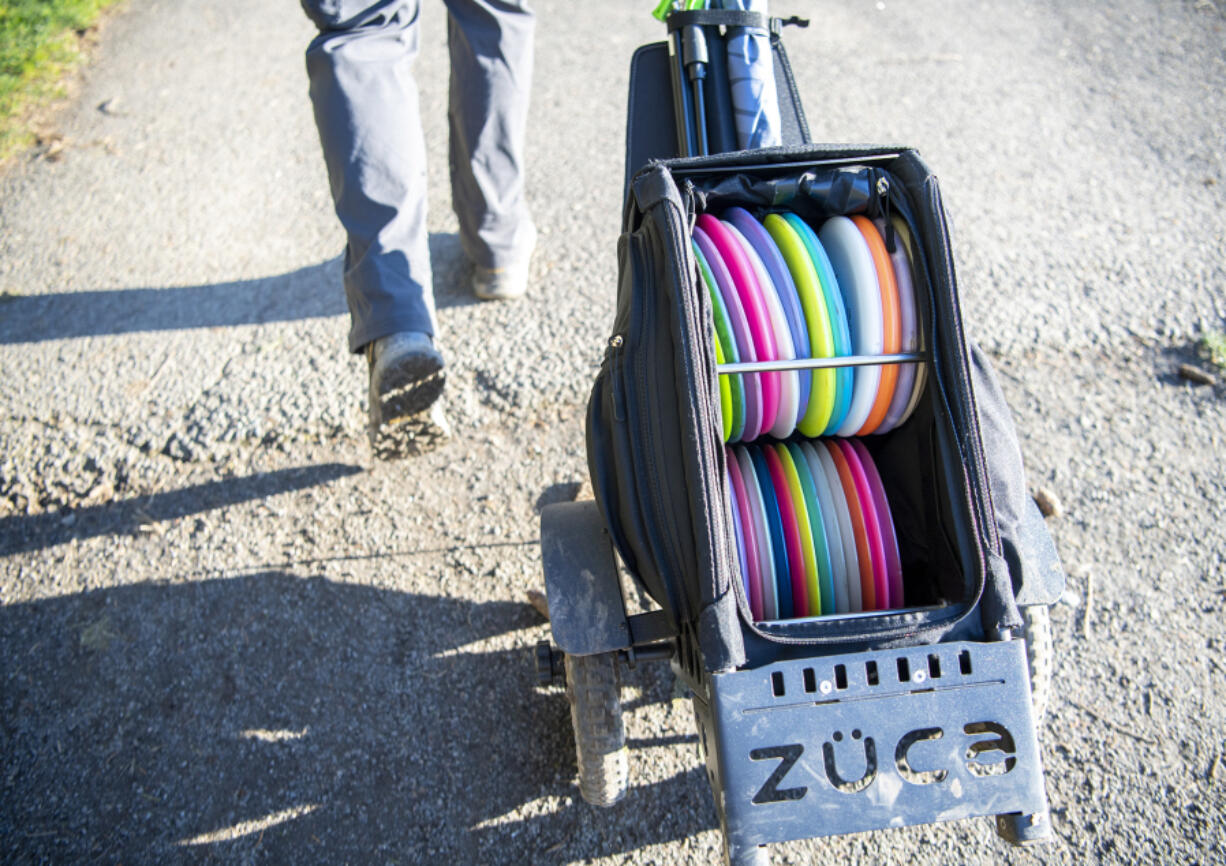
[
  {"x1": 443, "y1": 0, "x2": 536, "y2": 298},
  {"x1": 302, "y1": 0, "x2": 448, "y2": 455},
  {"x1": 302, "y1": 0, "x2": 436, "y2": 352}
]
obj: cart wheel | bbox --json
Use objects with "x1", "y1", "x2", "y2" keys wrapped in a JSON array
[
  {"x1": 1019, "y1": 605, "x2": 1052, "y2": 724},
  {"x1": 993, "y1": 607, "x2": 1057, "y2": 848},
  {"x1": 565, "y1": 651, "x2": 627, "y2": 807}
]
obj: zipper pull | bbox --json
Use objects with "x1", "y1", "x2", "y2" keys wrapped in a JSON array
[
  {"x1": 876, "y1": 174, "x2": 896, "y2": 254},
  {"x1": 608, "y1": 333, "x2": 627, "y2": 422},
  {"x1": 683, "y1": 179, "x2": 698, "y2": 234},
  {"x1": 604, "y1": 333, "x2": 624, "y2": 366}
]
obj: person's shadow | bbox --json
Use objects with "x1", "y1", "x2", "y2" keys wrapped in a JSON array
[
  {"x1": 0, "y1": 572, "x2": 715, "y2": 863},
  {"x1": 0, "y1": 234, "x2": 479, "y2": 346}
]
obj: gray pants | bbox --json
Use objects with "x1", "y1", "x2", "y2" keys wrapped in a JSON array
[{"x1": 301, "y1": 0, "x2": 536, "y2": 352}]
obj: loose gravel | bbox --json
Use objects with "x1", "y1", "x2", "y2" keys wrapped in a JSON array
[{"x1": 1, "y1": 1, "x2": 1224, "y2": 863}]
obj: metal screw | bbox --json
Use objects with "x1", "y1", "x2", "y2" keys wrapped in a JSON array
[
  {"x1": 913, "y1": 670, "x2": 927, "y2": 684},
  {"x1": 610, "y1": 335, "x2": 624, "y2": 348},
  {"x1": 819, "y1": 680, "x2": 833, "y2": 695}
]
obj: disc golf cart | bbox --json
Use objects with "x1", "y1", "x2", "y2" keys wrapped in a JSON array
[{"x1": 534, "y1": 9, "x2": 1065, "y2": 864}]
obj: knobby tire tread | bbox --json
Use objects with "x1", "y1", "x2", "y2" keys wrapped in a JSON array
[{"x1": 565, "y1": 652, "x2": 628, "y2": 807}]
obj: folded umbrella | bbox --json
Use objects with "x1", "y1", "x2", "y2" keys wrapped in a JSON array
[{"x1": 723, "y1": 0, "x2": 782, "y2": 149}]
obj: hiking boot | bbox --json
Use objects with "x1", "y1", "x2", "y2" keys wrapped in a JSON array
[
  {"x1": 473, "y1": 259, "x2": 532, "y2": 301},
  {"x1": 367, "y1": 331, "x2": 450, "y2": 457},
  {"x1": 472, "y1": 227, "x2": 536, "y2": 301}
]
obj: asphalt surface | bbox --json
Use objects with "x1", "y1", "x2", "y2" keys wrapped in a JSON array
[{"x1": 2, "y1": 1, "x2": 1225, "y2": 863}]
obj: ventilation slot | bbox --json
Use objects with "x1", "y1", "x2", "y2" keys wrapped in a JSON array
[
  {"x1": 959, "y1": 650, "x2": 973, "y2": 675},
  {"x1": 771, "y1": 671, "x2": 785, "y2": 697},
  {"x1": 866, "y1": 661, "x2": 879, "y2": 686},
  {"x1": 896, "y1": 657, "x2": 911, "y2": 683}
]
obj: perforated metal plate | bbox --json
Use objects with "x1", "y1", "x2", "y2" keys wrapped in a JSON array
[{"x1": 693, "y1": 638, "x2": 1048, "y2": 848}]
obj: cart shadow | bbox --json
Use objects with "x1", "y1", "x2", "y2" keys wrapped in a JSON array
[
  {"x1": 0, "y1": 234, "x2": 477, "y2": 345},
  {"x1": 534, "y1": 481, "x2": 585, "y2": 512},
  {"x1": 0, "y1": 463, "x2": 363, "y2": 557},
  {"x1": 0, "y1": 572, "x2": 714, "y2": 863}
]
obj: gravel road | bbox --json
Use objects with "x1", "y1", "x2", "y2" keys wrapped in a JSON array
[{"x1": 1, "y1": 1, "x2": 1224, "y2": 863}]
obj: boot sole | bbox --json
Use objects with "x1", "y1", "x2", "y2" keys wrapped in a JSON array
[
  {"x1": 370, "y1": 354, "x2": 448, "y2": 458},
  {"x1": 372, "y1": 401, "x2": 451, "y2": 459}
]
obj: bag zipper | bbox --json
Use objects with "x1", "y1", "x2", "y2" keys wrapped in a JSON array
[
  {"x1": 608, "y1": 333, "x2": 626, "y2": 423},
  {"x1": 628, "y1": 229, "x2": 694, "y2": 624},
  {"x1": 657, "y1": 194, "x2": 737, "y2": 608},
  {"x1": 920, "y1": 180, "x2": 1002, "y2": 557}
]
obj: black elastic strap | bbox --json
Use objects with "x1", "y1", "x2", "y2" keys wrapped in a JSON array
[
  {"x1": 665, "y1": 10, "x2": 810, "y2": 34},
  {"x1": 666, "y1": 9, "x2": 768, "y2": 33}
]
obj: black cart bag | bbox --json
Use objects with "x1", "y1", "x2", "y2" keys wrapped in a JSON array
[{"x1": 581, "y1": 144, "x2": 1064, "y2": 856}]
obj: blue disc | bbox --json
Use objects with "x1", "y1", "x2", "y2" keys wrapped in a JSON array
[{"x1": 750, "y1": 445, "x2": 793, "y2": 619}]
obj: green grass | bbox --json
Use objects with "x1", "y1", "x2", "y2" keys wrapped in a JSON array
[
  {"x1": 1199, "y1": 331, "x2": 1226, "y2": 371},
  {"x1": 0, "y1": 0, "x2": 121, "y2": 161}
]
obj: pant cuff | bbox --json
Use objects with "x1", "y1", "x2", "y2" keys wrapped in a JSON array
[{"x1": 348, "y1": 312, "x2": 436, "y2": 355}]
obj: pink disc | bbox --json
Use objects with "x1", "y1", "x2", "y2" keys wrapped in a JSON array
[
  {"x1": 697, "y1": 214, "x2": 780, "y2": 439},
  {"x1": 833, "y1": 439, "x2": 889, "y2": 610},
  {"x1": 849, "y1": 439, "x2": 904, "y2": 608},
  {"x1": 726, "y1": 449, "x2": 764, "y2": 619}
]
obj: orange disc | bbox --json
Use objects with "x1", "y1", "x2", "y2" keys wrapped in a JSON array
[
  {"x1": 824, "y1": 440, "x2": 876, "y2": 610},
  {"x1": 850, "y1": 215, "x2": 900, "y2": 435}
]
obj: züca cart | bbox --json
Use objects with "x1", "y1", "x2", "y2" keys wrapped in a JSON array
[{"x1": 535, "y1": 11, "x2": 1064, "y2": 864}]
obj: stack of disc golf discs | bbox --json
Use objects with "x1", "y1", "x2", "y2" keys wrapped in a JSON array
[
  {"x1": 695, "y1": 208, "x2": 925, "y2": 443},
  {"x1": 700, "y1": 206, "x2": 925, "y2": 621},
  {"x1": 725, "y1": 439, "x2": 903, "y2": 620}
]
